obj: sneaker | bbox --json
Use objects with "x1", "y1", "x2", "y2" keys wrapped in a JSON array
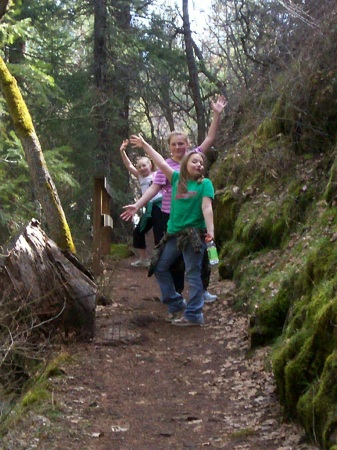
[
  {"x1": 171, "y1": 317, "x2": 203, "y2": 327},
  {"x1": 131, "y1": 259, "x2": 150, "y2": 267},
  {"x1": 165, "y1": 311, "x2": 181, "y2": 322},
  {"x1": 203, "y1": 290, "x2": 218, "y2": 303},
  {"x1": 165, "y1": 299, "x2": 187, "y2": 322}
]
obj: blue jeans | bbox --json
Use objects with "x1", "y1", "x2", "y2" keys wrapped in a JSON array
[{"x1": 154, "y1": 236, "x2": 205, "y2": 324}]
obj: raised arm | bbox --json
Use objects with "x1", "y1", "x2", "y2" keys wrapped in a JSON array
[
  {"x1": 119, "y1": 139, "x2": 139, "y2": 178},
  {"x1": 199, "y1": 95, "x2": 228, "y2": 154},
  {"x1": 129, "y1": 134, "x2": 173, "y2": 182},
  {"x1": 120, "y1": 183, "x2": 161, "y2": 221}
]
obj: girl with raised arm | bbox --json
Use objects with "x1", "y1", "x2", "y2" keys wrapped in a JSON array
[
  {"x1": 119, "y1": 139, "x2": 162, "y2": 267},
  {"x1": 129, "y1": 134, "x2": 215, "y2": 326}
]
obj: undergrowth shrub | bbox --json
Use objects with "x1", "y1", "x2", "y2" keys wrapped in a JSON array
[{"x1": 0, "y1": 290, "x2": 57, "y2": 422}]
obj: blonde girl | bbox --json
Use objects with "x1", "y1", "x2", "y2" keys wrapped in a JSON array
[{"x1": 120, "y1": 139, "x2": 162, "y2": 267}]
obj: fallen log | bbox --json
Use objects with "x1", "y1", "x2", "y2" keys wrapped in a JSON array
[{"x1": 0, "y1": 219, "x2": 97, "y2": 341}]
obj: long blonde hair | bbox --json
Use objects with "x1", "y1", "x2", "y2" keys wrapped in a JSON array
[{"x1": 177, "y1": 151, "x2": 207, "y2": 195}]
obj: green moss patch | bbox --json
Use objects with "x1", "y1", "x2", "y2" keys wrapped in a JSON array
[
  {"x1": 0, "y1": 352, "x2": 71, "y2": 434},
  {"x1": 110, "y1": 243, "x2": 133, "y2": 259}
]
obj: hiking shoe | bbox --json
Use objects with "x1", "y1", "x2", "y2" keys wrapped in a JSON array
[
  {"x1": 165, "y1": 311, "x2": 181, "y2": 322},
  {"x1": 203, "y1": 290, "x2": 218, "y2": 303},
  {"x1": 171, "y1": 317, "x2": 203, "y2": 327},
  {"x1": 165, "y1": 299, "x2": 187, "y2": 322},
  {"x1": 131, "y1": 259, "x2": 150, "y2": 267}
]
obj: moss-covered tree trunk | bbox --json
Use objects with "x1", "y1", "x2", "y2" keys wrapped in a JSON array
[{"x1": 0, "y1": 56, "x2": 75, "y2": 253}]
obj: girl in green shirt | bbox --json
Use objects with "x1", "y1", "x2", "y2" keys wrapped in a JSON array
[{"x1": 129, "y1": 134, "x2": 215, "y2": 326}]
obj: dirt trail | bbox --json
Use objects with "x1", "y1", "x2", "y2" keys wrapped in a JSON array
[{"x1": 2, "y1": 257, "x2": 319, "y2": 450}]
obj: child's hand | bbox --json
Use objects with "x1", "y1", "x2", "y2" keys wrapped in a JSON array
[
  {"x1": 129, "y1": 134, "x2": 145, "y2": 149},
  {"x1": 120, "y1": 204, "x2": 138, "y2": 221},
  {"x1": 211, "y1": 95, "x2": 228, "y2": 115},
  {"x1": 120, "y1": 139, "x2": 129, "y2": 152},
  {"x1": 205, "y1": 233, "x2": 214, "y2": 243}
]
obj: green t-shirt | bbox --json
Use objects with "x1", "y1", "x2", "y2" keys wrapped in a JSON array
[{"x1": 167, "y1": 171, "x2": 214, "y2": 234}]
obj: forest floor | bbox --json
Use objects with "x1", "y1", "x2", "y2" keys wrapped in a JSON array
[{"x1": 2, "y1": 256, "x2": 320, "y2": 450}]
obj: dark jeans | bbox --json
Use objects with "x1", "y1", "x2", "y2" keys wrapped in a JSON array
[
  {"x1": 160, "y1": 212, "x2": 211, "y2": 293},
  {"x1": 133, "y1": 204, "x2": 163, "y2": 248}
]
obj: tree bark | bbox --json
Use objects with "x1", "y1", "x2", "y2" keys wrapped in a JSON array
[
  {"x1": 93, "y1": 0, "x2": 107, "y2": 88},
  {"x1": 0, "y1": 57, "x2": 76, "y2": 253}
]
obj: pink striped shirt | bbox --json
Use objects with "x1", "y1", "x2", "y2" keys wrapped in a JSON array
[{"x1": 153, "y1": 147, "x2": 201, "y2": 214}]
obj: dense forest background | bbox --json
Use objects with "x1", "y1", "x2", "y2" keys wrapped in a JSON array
[
  {"x1": 0, "y1": 0, "x2": 317, "y2": 254},
  {"x1": 2, "y1": 0, "x2": 337, "y2": 448}
]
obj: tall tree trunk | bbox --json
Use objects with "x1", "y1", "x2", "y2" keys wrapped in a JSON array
[
  {"x1": 110, "y1": 0, "x2": 131, "y2": 150},
  {"x1": 93, "y1": 0, "x2": 109, "y2": 177},
  {"x1": 93, "y1": 0, "x2": 131, "y2": 177},
  {"x1": 92, "y1": 0, "x2": 131, "y2": 238},
  {"x1": 182, "y1": 0, "x2": 206, "y2": 144},
  {"x1": 159, "y1": 74, "x2": 175, "y2": 131},
  {"x1": 94, "y1": 0, "x2": 107, "y2": 89},
  {"x1": 0, "y1": 57, "x2": 75, "y2": 253}
]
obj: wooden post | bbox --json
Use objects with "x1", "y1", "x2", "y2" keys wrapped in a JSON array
[{"x1": 92, "y1": 177, "x2": 114, "y2": 275}]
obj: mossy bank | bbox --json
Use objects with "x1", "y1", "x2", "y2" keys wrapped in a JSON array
[{"x1": 212, "y1": 40, "x2": 337, "y2": 449}]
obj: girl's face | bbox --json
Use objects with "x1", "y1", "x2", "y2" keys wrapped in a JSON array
[
  {"x1": 186, "y1": 153, "x2": 204, "y2": 179},
  {"x1": 137, "y1": 158, "x2": 152, "y2": 177},
  {"x1": 169, "y1": 134, "x2": 189, "y2": 162}
]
